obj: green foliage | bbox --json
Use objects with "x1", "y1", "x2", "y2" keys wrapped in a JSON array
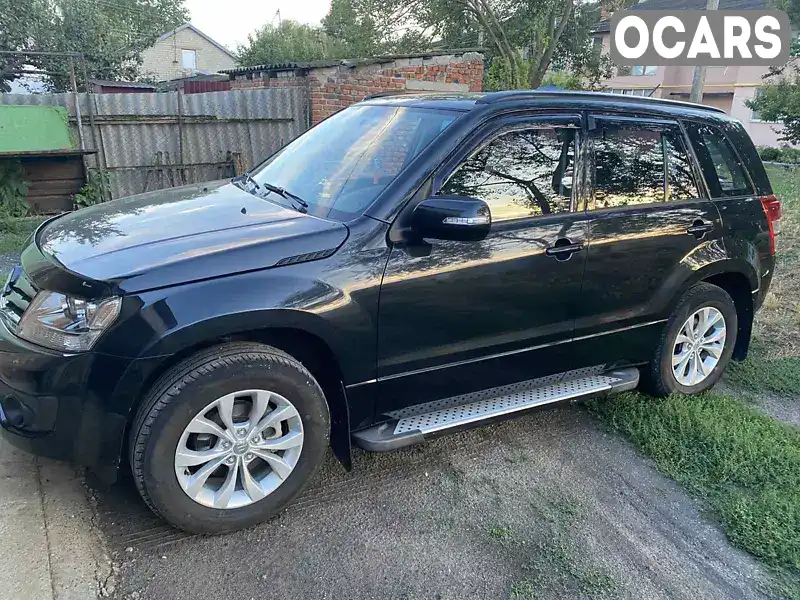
[
  {"x1": 509, "y1": 580, "x2": 535, "y2": 599},
  {"x1": 775, "y1": 0, "x2": 800, "y2": 29},
  {"x1": 322, "y1": 0, "x2": 387, "y2": 57},
  {"x1": 1, "y1": 0, "x2": 188, "y2": 92},
  {"x1": 746, "y1": 64, "x2": 800, "y2": 146},
  {"x1": 488, "y1": 525, "x2": 513, "y2": 539},
  {"x1": 0, "y1": 160, "x2": 30, "y2": 218},
  {"x1": 484, "y1": 56, "x2": 529, "y2": 91},
  {"x1": 73, "y1": 170, "x2": 111, "y2": 209},
  {"x1": 316, "y1": 0, "x2": 607, "y2": 91},
  {"x1": 238, "y1": 20, "x2": 351, "y2": 66},
  {"x1": 758, "y1": 146, "x2": 800, "y2": 164},
  {"x1": 0, "y1": 217, "x2": 46, "y2": 253},
  {"x1": 591, "y1": 392, "x2": 800, "y2": 594}
]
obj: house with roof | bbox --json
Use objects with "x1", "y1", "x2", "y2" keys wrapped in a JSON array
[
  {"x1": 591, "y1": 0, "x2": 798, "y2": 147},
  {"x1": 140, "y1": 24, "x2": 238, "y2": 83}
]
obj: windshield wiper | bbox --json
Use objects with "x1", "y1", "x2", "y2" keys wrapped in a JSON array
[
  {"x1": 232, "y1": 172, "x2": 262, "y2": 193},
  {"x1": 261, "y1": 181, "x2": 309, "y2": 209},
  {"x1": 232, "y1": 174, "x2": 308, "y2": 213}
]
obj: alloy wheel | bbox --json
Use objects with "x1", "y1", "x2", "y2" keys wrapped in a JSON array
[
  {"x1": 174, "y1": 390, "x2": 304, "y2": 509},
  {"x1": 672, "y1": 307, "x2": 727, "y2": 387}
]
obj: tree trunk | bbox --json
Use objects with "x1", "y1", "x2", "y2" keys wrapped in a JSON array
[
  {"x1": 529, "y1": 0, "x2": 574, "y2": 88},
  {"x1": 460, "y1": 0, "x2": 523, "y2": 88}
]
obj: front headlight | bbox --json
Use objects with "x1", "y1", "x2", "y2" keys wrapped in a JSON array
[{"x1": 17, "y1": 292, "x2": 121, "y2": 353}]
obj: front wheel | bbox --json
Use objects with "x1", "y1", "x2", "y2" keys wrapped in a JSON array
[
  {"x1": 644, "y1": 283, "x2": 738, "y2": 397},
  {"x1": 129, "y1": 342, "x2": 330, "y2": 534}
]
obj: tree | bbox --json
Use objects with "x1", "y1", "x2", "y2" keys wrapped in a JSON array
[
  {"x1": 745, "y1": 39, "x2": 800, "y2": 146},
  {"x1": 1, "y1": 0, "x2": 188, "y2": 92},
  {"x1": 238, "y1": 20, "x2": 353, "y2": 66},
  {"x1": 0, "y1": 0, "x2": 53, "y2": 91},
  {"x1": 747, "y1": 65, "x2": 800, "y2": 146},
  {"x1": 321, "y1": 0, "x2": 607, "y2": 90},
  {"x1": 321, "y1": 0, "x2": 386, "y2": 57}
]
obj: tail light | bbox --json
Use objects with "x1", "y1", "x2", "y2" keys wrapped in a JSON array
[{"x1": 760, "y1": 194, "x2": 782, "y2": 255}]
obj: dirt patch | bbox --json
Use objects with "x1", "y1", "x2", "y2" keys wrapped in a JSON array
[{"x1": 94, "y1": 406, "x2": 770, "y2": 600}]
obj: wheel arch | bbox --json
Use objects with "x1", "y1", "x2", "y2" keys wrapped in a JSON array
[
  {"x1": 698, "y1": 271, "x2": 754, "y2": 361},
  {"x1": 116, "y1": 326, "x2": 355, "y2": 476}
]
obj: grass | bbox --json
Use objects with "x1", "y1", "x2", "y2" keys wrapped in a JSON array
[
  {"x1": 592, "y1": 166, "x2": 800, "y2": 598},
  {"x1": 591, "y1": 394, "x2": 800, "y2": 571},
  {"x1": 725, "y1": 341, "x2": 800, "y2": 396},
  {"x1": 528, "y1": 535, "x2": 619, "y2": 598},
  {"x1": 0, "y1": 216, "x2": 47, "y2": 253},
  {"x1": 489, "y1": 525, "x2": 514, "y2": 540},
  {"x1": 725, "y1": 165, "x2": 800, "y2": 397},
  {"x1": 509, "y1": 579, "x2": 536, "y2": 599}
]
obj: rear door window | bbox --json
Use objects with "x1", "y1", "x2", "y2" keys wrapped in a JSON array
[
  {"x1": 592, "y1": 121, "x2": 700, "y2": 209},
  {"x1": 685, "y1": 124, "x2": 754, "y2": 198}
]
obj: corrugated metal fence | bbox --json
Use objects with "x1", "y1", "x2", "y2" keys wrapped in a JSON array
[{"x1": 1, "y1": 88, "x2": 307, "y2": 200}]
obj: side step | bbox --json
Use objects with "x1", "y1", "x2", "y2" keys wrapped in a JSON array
[{"x1": 352, "y1": 368, "x2": 639, "y2": 452}]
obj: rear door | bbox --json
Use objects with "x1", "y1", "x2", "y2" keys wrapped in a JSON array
[{"x1": 572, "y1": 115, "x2": 723, "y2": 364}]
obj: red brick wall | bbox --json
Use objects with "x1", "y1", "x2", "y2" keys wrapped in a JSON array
[{"x1": 230, "y1": 54, "x2": 484, "y2": 125}]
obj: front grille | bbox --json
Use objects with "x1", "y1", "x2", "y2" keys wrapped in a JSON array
[{"x1": 0, "y1": 267, "x2": 37, "y2": 329}]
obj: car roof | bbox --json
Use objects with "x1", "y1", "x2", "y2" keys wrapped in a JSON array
[{"x1": 361, "y1": 90, "x2": 731, "y2": 122}]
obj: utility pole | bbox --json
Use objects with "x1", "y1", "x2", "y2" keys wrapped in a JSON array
[{"x1": 689, "y1": 0, "x2": 720, "y2": 104}]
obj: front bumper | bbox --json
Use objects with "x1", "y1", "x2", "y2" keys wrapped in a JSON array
[{"x1": 0, "y1": 316, "x2": 133, "y2": 476}]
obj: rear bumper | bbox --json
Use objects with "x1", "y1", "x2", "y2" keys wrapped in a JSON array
[{"x1": 0, "y1": 316, "x2": 135, "y2": 479}]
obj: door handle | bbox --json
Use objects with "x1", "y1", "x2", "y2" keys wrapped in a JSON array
[
  {"x1": 686, "y1": 220, "x2": 714, "y2": 239},
  {"x1": 545, "y1": 239, "x2": 584, "y2": 260}
]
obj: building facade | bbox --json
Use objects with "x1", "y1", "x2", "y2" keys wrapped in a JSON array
[
  {"x1": 592, "y1": 0, "x2": 797, "y2": 148},
  {"x1": 141, "y1": 24, "x2": 238, "y2": 83}
]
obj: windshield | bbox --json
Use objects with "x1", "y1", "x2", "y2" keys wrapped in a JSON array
[{"x1": 250, "y1": 105, "x2": 462, "y2": 221}]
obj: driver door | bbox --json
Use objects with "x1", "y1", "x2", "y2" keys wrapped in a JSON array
[{"x1": 375, "y1": 115, "x2": 592, "y2": 416}]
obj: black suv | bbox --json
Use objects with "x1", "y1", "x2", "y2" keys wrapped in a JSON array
[{"x1": 0, "y1": 91, "x2": 781, "y2": 533}]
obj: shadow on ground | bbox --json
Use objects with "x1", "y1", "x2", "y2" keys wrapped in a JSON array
[{"x1": 90, "y1": 406, "x2": 770, "y2": 600}]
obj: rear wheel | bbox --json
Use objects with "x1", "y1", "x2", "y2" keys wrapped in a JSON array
[
  {"x1": 644, "y1": 283, "x2": 738, "y2": 397},
  {"x1": 130, "y1": 342, "x2": 330, "y2": 534}
]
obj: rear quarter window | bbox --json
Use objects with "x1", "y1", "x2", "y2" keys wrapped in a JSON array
[{"x1": 685, "y1": 122, "x2": 756, "y2": 198}]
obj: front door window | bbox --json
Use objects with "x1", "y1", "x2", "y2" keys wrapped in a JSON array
[{"x1": 439, "y1": 126, "x2": 576, "y2": 221}]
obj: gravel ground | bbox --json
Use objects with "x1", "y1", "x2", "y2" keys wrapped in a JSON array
[
  {"x1": 0, "y1": 252, "x2": 17, "y2": 273},
  {"x1": 93, "y1": 406, "x2": 771, "y2": 600}
]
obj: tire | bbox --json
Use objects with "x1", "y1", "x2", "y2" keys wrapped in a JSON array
[
  {"x1": 129, "y1": 342, "x2": 330, "y2": 534},
  {"x1": 643, "y1": 283, "x2": 738, "y2": 397}
]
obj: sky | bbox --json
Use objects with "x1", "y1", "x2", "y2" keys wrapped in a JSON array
[{"x1": 184, "y1": 0, "x2": 333, "y2": 51}]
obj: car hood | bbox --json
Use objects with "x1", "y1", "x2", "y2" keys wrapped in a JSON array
[{"x1": 35, "y1": 181, "x2": 349, "y2": 293}]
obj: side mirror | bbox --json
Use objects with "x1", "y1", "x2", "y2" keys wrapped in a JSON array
[{"x1": 410, "y1": 196, "x2": 491, "y2": 242}]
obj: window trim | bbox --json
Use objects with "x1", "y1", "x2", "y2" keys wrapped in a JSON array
[
  {"x1": 181, "y1": 48, "x2": 197, "y2": 70},
  {"x1": 630, "y1": 65, "x2": 658, "y2": 76},
  {"x1": 587, "y1": 115, "x2": 703, "y2": 211},
  {"x1": 433, "y1": 115, "x2": 583, "y2": 224}
]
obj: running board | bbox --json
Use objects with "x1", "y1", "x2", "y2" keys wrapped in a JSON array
[{"x1": 352, "y1": 368, "x2": 639, "y2": 452}]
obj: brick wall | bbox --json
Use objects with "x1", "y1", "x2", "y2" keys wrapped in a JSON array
[{"x1": 230, "y1": 52, "x2": 484, "y2": 125}]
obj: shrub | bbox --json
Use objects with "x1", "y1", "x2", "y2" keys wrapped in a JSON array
[
  {"x1": 0, "y1": 160, "x2": 30, "y2": 217},
  {"x1": 758, "y1": 146, "x2": 800, "y2": 164},
  {"x1": 73, "y1": 169, "x2": 112, "y2": 209}
]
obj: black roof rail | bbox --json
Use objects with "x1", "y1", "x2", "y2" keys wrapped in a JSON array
[{"x1": 476, "y1": 90, "x2": 727, "y2": 114}]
